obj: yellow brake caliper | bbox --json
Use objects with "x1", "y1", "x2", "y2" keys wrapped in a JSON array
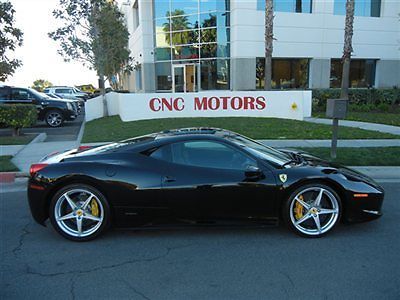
[
  {"x1": 294, "y1": 195, "x2": 305, "y2": 220},
  {"x1": 91, "y1": 199, "x2": 99, "y2": 217}
]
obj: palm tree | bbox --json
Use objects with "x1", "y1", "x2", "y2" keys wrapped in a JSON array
[
  {"x1": 340, "y1": 0, "x2": 355, "y2": 99},
  {"x1": 264, "y1": 0, "x2": 274, "y2": 90}
]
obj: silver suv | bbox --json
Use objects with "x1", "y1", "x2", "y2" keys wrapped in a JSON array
[{"x1": 43, "y1": 86, "x2": 88, "y2": 100}]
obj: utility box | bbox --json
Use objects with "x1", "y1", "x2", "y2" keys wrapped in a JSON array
[{"x1": 326, "y1": 98, "x2": 348, "y2": 119}]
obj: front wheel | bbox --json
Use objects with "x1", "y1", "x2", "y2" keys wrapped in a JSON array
[
  {"x1": 283, "y1": 183, "x2": 341, "y2": 238},
  {"x1": 49, "y1": 184, "x2": 110, "y2": 241},
  {"x1": 45, "y1": 110, "x2": 64, "y2": 127}
]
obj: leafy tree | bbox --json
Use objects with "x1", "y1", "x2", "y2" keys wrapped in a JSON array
[
  {"x1": 341, "y1": 0, "x2": 355, "y2": 99},
  {"x1": 49, "y1": 0, "x2": 131, "y2": 90},
  {"x1": 31, "y1": 79, "x2": 53, "y2": 92},
  {"x1": 0, "y1": 1, "x2": 23, "y2": 82},
  {"x1": 264, "y1": 0, "x2": 274, "y2": 90}
]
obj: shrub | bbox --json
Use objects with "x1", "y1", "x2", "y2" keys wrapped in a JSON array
[
  {"x1": 0, "y1": 104, "x2": 37, "y2": 136},
  {"x1": 312, "y1": 88, "x2": 400, "y2": 113}
]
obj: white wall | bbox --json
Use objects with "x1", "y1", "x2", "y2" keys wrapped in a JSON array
[
  {"x1": 85, "y1": 91, "x2": 312, "y2": 122},
  {"x1": 230, "y1": 0, "x2": 400, "y2": 60}
]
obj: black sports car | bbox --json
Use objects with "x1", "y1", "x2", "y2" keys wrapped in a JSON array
[{"x1": 28, "y1": 128, "x2": 384, "y2": 241}]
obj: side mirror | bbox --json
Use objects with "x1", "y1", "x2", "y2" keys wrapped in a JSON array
[{"x1": 245, "y1": 165, "x2": 263, "y2": 179}]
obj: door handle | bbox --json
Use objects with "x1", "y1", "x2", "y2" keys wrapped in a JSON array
[{"x1": 163, "y1": 176, "x2": 176, "y2": 183}]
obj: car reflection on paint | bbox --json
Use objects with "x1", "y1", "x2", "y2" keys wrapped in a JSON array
[{"x1": 27, "y1": 128, "x2": 384, "y2": 241}]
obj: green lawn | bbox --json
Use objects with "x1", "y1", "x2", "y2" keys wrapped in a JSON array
[
  {"x1": 298, "y1": 147, "x2": 400, "y2": 166},
  {"x1": 0, "y1": 134, "x2": 36, "y2": 145},
  {"x1": 313, "y1": 112, "x2": 400, "y2": 127},
  {"x1": 0, "y1": 156, "x2": 19, "y2": 172},
  {"x1": 82, "y1": 116, "x2": 399, "y2": 143}
]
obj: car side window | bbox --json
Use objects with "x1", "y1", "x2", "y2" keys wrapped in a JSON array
[
  {"x1": 0, "y1": 88, "x2": 10, "y2": 100},
  {"x1": 10, "y1": 88, "x2": 35, "y2": 101},
  {"x1": 55, "y1": 88, "x2": 71, "y2": 94},
  {"x1": 166, "y1": 140, "x2": 256, "y2": 170}
]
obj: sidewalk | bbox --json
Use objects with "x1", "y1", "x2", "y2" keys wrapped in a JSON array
[{"x1": 305, "y1": 117, "x2": 400, "y2": 135}]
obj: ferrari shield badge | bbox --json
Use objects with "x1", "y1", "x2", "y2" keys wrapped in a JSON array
[{"x1": 279, "y1": 174, "x2": 288, "y2": 183}]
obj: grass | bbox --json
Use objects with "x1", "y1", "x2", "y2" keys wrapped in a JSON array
[
  {"x1": 0, "y1": 156, "x2": 19, "y2": 172},
  {"x1": 0, "y1": 134, "x2": 36, "y2": 145},
  {"x1": 298, "y1": 147, "x2": 400, "y2": 166},
  {"x1": 82, "y1": 116, "x2": 399, "y2": 143},
  {"x1": 313, "y1": 112, "x2": 400, "y2": 127}
]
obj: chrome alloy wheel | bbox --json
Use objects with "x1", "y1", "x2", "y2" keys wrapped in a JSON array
[
  {"x1": 54, "y1": 189, "x2": 104, "y2": 238},
  {"x1": 289, "y1": 187, "x2": 339, "y2": 236},
  {"x1": 47, "y1": 112, "x2": 63, "y2": 127}
]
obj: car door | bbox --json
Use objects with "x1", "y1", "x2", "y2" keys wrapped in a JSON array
[{"x1": 150, "y1": 140, "x2": 277, "y2": 220}]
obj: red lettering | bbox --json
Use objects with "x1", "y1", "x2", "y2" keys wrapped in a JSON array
[
  {"x1": 173, "y1": 97, "x2": 185, "y2": 111},
  {"x1": 243, "y1": 96, "x2": 256, "y2": 110},
  {"x1": 149, "y1": 98, "x2": 161, "y2": 112},
  {"x1": 208, "y1": 97, "x2": 220, "y2": 110},
  {"x1": 194, "y1": 97, "x2": 208, "y2": 110},
  {"x1": 161, "y1": 98, "x2": 173, "y2": 111},
  {"x1": 220, "y1": 96, "x2": 230, "y2": 110},
  {"x1": 255, "y1": 96, "x2": 266, "y2": 110},
  {"x1": 231, "y1": 97, "x2": 243, "y2": 110}
]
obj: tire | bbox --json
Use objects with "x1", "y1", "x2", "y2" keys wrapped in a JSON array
[
  {"x1": 282, "y1": 183, "x2": 342, "y2": 238},
  {"x1": 45, "y1": 110, "x2": 64, "y2": 127},
  {"x1": 49, "y1": 184, "x2": 111, "y2": 242}
]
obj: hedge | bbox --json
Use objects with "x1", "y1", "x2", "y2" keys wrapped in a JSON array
[
  {"x1": 312, "y1": 88, "x2": 400, "y2": 112},
  {"x1": 0, "y1": 104, "x2": 37, "y2": 136}
]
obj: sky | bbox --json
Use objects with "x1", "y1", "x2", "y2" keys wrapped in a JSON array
[{"x1": 5, "y1": 0, "x2": 98, "y2": 88}]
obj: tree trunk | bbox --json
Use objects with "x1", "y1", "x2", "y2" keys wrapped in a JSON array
[
  {"x1": 264, "y1": 0, "x2": 274, "y2": 91},
  {"x1": 340, "y1": 0, "x2": 355, "y2": 99},
  {"x1": 12, "y1": 127, "x2": 21, "y2": 136},
  {"x1": 99, "y1": 74, "x2": 108, "y2": 117}
]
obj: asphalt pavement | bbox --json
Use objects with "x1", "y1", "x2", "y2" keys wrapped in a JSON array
[
  {"x1": 1, "y1": 181, "x2": 399, "y2": 299},
  {"x1": 0, "y1": 114, "x2": 84, "y2": 142}
]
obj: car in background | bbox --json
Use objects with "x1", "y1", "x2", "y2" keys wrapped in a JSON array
[
  {"x1": 41, "y1": 92, "x2": 84, "y2": 114},
  {"x1": 43, "y1": 86, "x2": 89, "y2": 101},
  {"x1": 0, "y1": 86, "x2": 78, "y2": 127}
]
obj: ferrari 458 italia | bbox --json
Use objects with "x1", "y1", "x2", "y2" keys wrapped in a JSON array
[{"x1": 28, "y1": 128, "x2": 384, "y2": 241}]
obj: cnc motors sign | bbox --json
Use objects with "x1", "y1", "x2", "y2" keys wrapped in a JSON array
[
  {"x1": 85, "y1": 91, "x2": 312, "y2": 122},
  {"x1": 149, "y1": 95, "x2": 267, "y2": 112}
]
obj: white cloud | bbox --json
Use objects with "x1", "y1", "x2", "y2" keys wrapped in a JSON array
[{"x1": 5, "y1": 0, "x2": 98, "y2": 88}]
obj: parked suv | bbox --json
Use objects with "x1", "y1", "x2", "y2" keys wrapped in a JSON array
[
  {"x1": 43, "y1": 86, "x2": 89, "y2": 100},
  {"x1": 0, "y1": 86, "x2": 78, "y2": 127}
]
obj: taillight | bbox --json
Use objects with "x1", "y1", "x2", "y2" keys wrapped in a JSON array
[
  {"x1": 78, "y1": 146, "x2": 92, "y2": 151},
  {"x1": 29, "y1": 163, "x2": 48, "y2": 177}
]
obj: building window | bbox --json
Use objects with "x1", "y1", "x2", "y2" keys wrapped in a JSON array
[
  {"x1": 135, "y1": 65, "x2": 142, "y2": 91},
  {"x1": 330, "y1": 59, "x2": 376, "y2": 88},
  {"x1": 153, "y1": 0, "x2": 230, "y2": 91},
  {"x1": 334, "y1": 0, "x2": 381, "y2": 17},
  {"x1": 132, "y1": 0, "x2": 139, "y2": 31},
  {"x1": 257, "y1": 0, "x2": 312, "y2": 13},
  {"x1": 155, "y1": 62, "x2": 172, "y2": 91},
  {"x1": 256, "y1": 58, "x2": 309, "y2": 89}
]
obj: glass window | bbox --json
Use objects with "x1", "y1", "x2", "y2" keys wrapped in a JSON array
[
  {"x1": 155, "y1": 47, "x2": 172, "y2": 61},
  {"x1": 334, "y1": 0, "x2": 381, "y2": 17},
  {"x1": 172, "y1": 45, "x2": 200, "y2": 60},
  {"x1": 170, "y1": 14, "x2": 199, "y2": 31},
  {"x1": 154, "y1": 0, "x2": 171, "y2": 19},
  {"x1": 200, "y1": 0, "x2": 230, "y2": 12},
  {"x1": 155, "y1": 18, "x2": 170, "y2": 32},
  {"x1": 330, "y1": 59, "x2": 376, "y2": 88},
  {"x1": 161, "y1": 141, "x2": 256, "y2": 170},
  {"x1": 256, "y1": 58, "x2": 309, "y2": 89},
  {"x1": 55, "y1": 88, "x2": 72, "y2": 94},
  {"x1": 171, "y1": 30, "x2": 199, "y2": 46},
  {"x1": 201, "y1": 59, "x2": 229, "y2": 90},
  {"x1": 11, "y1": 88, "x2": 35, "y2": 100},
  {"x1": 0, "y1": 87, "x2": 10, "y2": 100},
  {"x1": 257, "y1": 0, "x2": 312, "y2": 13},
  {"x1": 171, "y1": 0, "x2": 198, "y2": 16},
  {"x1": 155, "y1": 62, "x2": 173, "y2": 91},
  {"x1": 200, "y1": 12, "x2": 229, "y2": 28}
]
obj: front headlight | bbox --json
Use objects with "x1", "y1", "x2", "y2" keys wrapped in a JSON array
[{"x1": 66, "y1": 102, "x2": 73, "y2": 110}]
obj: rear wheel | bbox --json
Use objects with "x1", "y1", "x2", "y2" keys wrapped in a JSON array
[
  {"x1": 45, "y1": 110, "x2": 64, "y2": 127},
  {"x1": 283, "y1": 183, "x2": 341, "y2": 238},
  {"x1": 49, "y1": 184, "x2": 110, "y2": 241}
]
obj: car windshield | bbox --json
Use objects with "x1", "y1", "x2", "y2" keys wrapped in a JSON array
[
  {"x1": 226, "y1": 134, "x2": 292, "y2": 167},
  {"x1": 28, "y1": 88, "x2": 48, "y2": 99}
]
